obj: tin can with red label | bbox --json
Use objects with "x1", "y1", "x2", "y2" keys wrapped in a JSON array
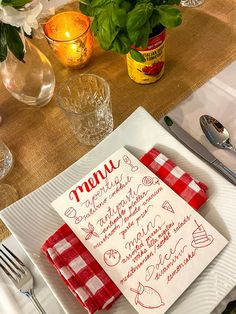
[{"x1": 127, "y1": 29, "x2": 166, "y2": 84}]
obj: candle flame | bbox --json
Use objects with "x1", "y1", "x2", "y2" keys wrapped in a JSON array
[
  {"x1": 65, "y1": 31, "x2": 70, "y2": 38},
  {"x1": 71, "y1": 44, "x2": 77, "y2": 51}
]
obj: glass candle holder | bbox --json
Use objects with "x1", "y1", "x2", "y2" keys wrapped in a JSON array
[{"x1": 44, "y1": 11, "x2": 93, "y2": 69}]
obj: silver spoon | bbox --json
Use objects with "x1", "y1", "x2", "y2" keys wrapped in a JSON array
[{"x1": 200, "y1": 115, "x2": 236, "y2": 153}]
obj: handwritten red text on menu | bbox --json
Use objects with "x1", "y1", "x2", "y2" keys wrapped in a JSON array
[{"x1": 52, "y1": 147, "x2": 228, "y2": 314}]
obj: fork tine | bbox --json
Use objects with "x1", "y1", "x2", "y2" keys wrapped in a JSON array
[
  {"x1": 0, "y1": 248, "x2": 25, "y2": 275},
  {"x1": 2, "y1": 244, "x2": 25, "y2": 267},
  {"x1": 0, "y1": 256, "x2": 21, "y2": 279},
  {"x1": 0, "y1": 262, "x2": 16, "y2": 282}
]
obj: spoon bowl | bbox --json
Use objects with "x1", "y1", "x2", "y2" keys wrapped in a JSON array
[{"x1": 200, "y1": 115, "x2": 236, "y2": 153}]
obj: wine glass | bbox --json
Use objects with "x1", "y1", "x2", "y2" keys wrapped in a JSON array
[
  {"x1": 0, "y1": 140, "x2": 18, "y2": 210},
  {"x1": 181, "y1": 0, "x2": 204, "y2": 7}
]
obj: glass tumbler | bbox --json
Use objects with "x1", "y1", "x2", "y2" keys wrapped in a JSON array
[
  {"x1": 57, "y1": 74, "x2": 114, "y2": 146},
  {"x1": 181, "y1": 0, "x2": 204, "y2": 7}
]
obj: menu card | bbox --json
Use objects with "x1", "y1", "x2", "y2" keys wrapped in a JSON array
[{"x1": 52, "y1": 147, "x2": 228, "y2": 314}]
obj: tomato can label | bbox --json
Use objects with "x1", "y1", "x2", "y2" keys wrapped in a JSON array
[{"x1": 127, "y1": 30, "x2": 166, "y2": 84}]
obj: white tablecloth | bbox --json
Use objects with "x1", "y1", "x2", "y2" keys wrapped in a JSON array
[{"x1": 1, "y1": 61, "x2": 236, "y2": 314}]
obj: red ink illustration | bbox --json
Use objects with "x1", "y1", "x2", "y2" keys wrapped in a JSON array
[
  {"x1": 64, "y1": 207, "x2": 82, "y2": 224},
  {"x1": 142, "y1": 176, "x2": 159, "y2": 186},
  {"x1": 123, "y1": 155, "x2": 138, "y2": 172},
  {"x1": 104, "y1": 249, "x2": 121, "y2": 267},
  {"x1": 81, "y1": 222, "x2": 99, "y2": 240},
  {"x1": 191, "y1": 220, "x2": 213, "y2": 248},
  {"x1": 130, "y1": 282, "x2": 165, "y2": 309},
  {"x1": 162, "y1": 201, "x2": 174, "y2": 213}
]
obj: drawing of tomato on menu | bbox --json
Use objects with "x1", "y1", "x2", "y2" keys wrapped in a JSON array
[
  {"x1": 104, "y1": 249, "x2": 121, "y2": 267},
  {"x1": 130, "y1": 282, "x2": 165, "y2": 309},
  {"x1": 141, "y1": 61, "x2": 164, "y2": 76}
]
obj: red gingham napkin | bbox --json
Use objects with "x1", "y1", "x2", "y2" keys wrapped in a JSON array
[
  {"x1": 41, "y1": 147, "x2": 208, "y2": 314},
  {"x1": 140, "y1": 147, "x2": 208, "y2": 210},
  {"x1": 41, "y1": 224, "x2": 121, "y2": 314}
]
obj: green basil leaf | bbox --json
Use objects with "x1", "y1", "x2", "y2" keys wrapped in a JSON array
[
  {"x1": 80, "y1": 3, "x2": 102, "y2": 16},
  {"x1": 111, "y1": 7, "x2": 127, "y2": 28},
  {"x1": 91, "y1": 17, "x2": 99, "y2": 35},
  {"x1": 128, "y1": 19, "x2": 151, "y2": 48},
  {"x1": 0, "y1": 24, "x2": 7, "y2": 62},
  {"x1": 116, "y1": 0, "x2": 126, "y2": 6},
  {"x1": 157, "y1": 5, "x2": 182, "y2": 28},
  {"x1": 4, "y1": 25, "x2": 24, "y2": 61},
  {"x1": 135, "y1": 21, "x2": 151, "y2": 48},
  {"x1": 153, "y1": 0, "x2": 162, "y2": 4},
  {"x1": 150, "y1": 8, "x2": 160, "y2": 28},
  {"x1": 1, "y1": 0, "x2": 31, "y2": 7},
  {"x1": 128, "y1": 30, "x2": 140, "y2": 46},
  {"x1": 120, "y1": 1, "x2": 133, "y2": 12},
  {"x1": 127, "y1": 2, "x2": 153, "y2": 32},
  {"x1": 97, "y1": 9, "x2": 119, "y2": 50},
  {"x1": 80, "y1": 2, "x2": 92, "y2": 16},
  {"x1": 111, "y1": 31, "x2": 131, "y2": 54},
  {"x1": 91, "y1": 0, "x2": 111, "y2": 8},
  {"x1": 136, "y1": 0, "x2": 152, "y2": 3},
  {"x1": 130, "y1": 48, "x2": 146, "y2": 62}
]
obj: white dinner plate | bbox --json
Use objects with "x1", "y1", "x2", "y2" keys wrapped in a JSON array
[{"x1": 1, "y1": 107, "x2": 236, "y2": 314}]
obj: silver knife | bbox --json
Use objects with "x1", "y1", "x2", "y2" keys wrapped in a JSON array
[{"x1": 164, "y1": 116, "x2": 236, "y2": 186}]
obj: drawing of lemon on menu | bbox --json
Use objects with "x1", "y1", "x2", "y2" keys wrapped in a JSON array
[{"x1": 130, "y1": 282, "x2": 165, "y2": 309}]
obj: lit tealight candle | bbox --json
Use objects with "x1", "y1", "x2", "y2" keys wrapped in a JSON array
[{"x1": 44, "y1": 11, "x2": 93, "y2": 68}]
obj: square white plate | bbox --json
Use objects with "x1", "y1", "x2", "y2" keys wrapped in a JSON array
[{"x1": 1, "y1": 107, "x2": 236, "y2": 314}]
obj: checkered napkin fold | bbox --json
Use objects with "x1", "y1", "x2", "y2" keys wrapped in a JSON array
[{"x1": 41, "y1": 147, "x2": 208, "y2": 314}]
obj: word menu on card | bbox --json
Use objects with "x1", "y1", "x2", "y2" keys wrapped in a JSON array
[{"x1": 52, "y1": 147, "x2": 228, "y2": 314}]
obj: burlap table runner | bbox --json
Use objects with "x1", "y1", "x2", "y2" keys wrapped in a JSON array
[{"x1": 0, "y1": 0, "x2": 236, "y2": 241}]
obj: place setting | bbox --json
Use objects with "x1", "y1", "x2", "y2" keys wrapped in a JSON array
[
  {"x1": 0, "y1": 0, "x2": 236, "y2": 313},
  {"x1": 1, "y1": 104, "x2": 236, "y2": 314}
]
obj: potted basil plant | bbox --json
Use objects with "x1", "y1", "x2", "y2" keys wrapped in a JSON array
[{"x1": 80, "y1": 0, "x2": 182, "y2": 84}]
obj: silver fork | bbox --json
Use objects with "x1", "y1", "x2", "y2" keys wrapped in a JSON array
[{"x1": 0, "y1": 244, "x2": 46, "y2": 313}]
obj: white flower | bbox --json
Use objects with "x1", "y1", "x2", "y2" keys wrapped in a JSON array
[{"x1": 0, "y1": 1, "x2": 43, "y2": 35}]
